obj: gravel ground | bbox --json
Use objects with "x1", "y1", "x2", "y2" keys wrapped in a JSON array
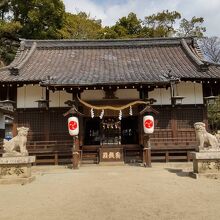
[{"x1": 0, "y1": 163, "x2": 220, "y2": 220}]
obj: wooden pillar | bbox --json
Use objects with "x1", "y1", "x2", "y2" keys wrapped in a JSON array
[
  {"x1": 138, "y1": 87, "x2": 147, "y2": 147},
  {"x1": 143, "y1": 135, "x2": 152, "y2": 167},
  {"x1": 139, "y1": 116, "x2": 144, "y2": 146},
  {"x1": 79, "y1": 116, "x2": 84, "y2": 147},
  {"x1": 44, "y1": 89, "x2": 50, "y2": 141},
  {"x1": 165, "y1": 151, "x2": 169, "y2": 163},
  {"x1": 55, "y1": 152, "x2": 58, "y2": 165},
  {"x1": 12, "y1": 85, "x2": 18, "y2": 137},
  {"x1": 12, "y1": 112, "x2": 18, "y2": 137},
  {"x1": 187, "y1": 151, "x2": 191, "y2": 162},
  {"x1": 78, "y1": 114, "x2": 84, "y2": 166},
  {"x1": 72, "y1": 136, "x2": 80, "y2": 169},
  {"x1": 44, "y1": 110, "x2": 50, "y2": 141},
  {"x1": 202, "y1": 83, "x2": 209, "y2": 128},
  {"x1": 203, "y1": 106, "x2": 209, "y2": 128},
  {"x1": 171, "y1": 108, "x2": 177, "y2": 138},
  {"x1": 71, "y1": 91, "x2": 81, "y2": 169},
  {"x1": 143, "y1": 147, "x2": 151, "y2": 167}
]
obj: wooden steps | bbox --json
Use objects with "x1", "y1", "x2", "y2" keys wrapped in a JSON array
[{"x1": 81, "y1": 146, "x2": 99, "y2": 164}]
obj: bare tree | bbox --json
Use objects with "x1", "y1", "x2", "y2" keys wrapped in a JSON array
[
  {"x1": 200, "y1": 37, "x2": 220, "y2": 63},
  {"x1": 177, "y1": 17, "x2": 206, "y2": 37}
]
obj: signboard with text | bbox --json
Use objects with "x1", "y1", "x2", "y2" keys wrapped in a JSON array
[{"x1": 100, "y1": 147, "x2": 124, "y2": 162}]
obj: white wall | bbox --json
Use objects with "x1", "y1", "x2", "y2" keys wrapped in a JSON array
[
  {"x1": 16, "y1": 82, "x2": 203, "y2": 108},
  {"x1": 49, "y1": 91, "x2": 72, "y2": 107},
  {"x1": 148, "y1": 87, "x2": 171, "y2": 105},
  {"x1": 115, "y1": 89, "x2": 139, "y2": 100},
  {"x1": 177, "y1": 82, "x2": 203, "y2": 104},
  {"x1": 81, "y1": 89, "x2": 139, "y2": 100},
  {"x1": 17, "y1": 85, "x2": 73, "y2": 108},
  {"x1": 148, "y1": 82, "x2": 203, "y2": 105},
  {"x1": 81, "y1": 90, "x2": 105, "y2": 100},
  {"x1": 17, "y1": 85, "x2": 43, "y2": 108}
]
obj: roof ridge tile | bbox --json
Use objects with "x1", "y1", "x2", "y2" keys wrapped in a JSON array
[{"x1": 20, "y1": 37, "x2": 194, "y2": 49}]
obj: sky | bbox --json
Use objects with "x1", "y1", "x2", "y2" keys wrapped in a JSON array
[{"x1": 63, "y1": 0, "x2": 220, "y2": 36}]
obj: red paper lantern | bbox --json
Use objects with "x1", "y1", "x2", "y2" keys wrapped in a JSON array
[
  {"x1": 143, "y1": 115, "x2": 154, "y2": 134},
  {"x1": 68, "y1": 117, "x2": 79, "y2": 136}
]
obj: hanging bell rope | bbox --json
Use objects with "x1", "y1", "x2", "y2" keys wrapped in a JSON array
[{"x1": 77, "y1": 96, "x2": 150, "y2": 111}]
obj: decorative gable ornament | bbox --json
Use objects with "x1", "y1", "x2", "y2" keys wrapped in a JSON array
[
  {"x1": 68, "y1": 117, "x2": 79, "y2": 136},
  {"x1": 143, "y1": 115, "x2": 154, "y2": 134}
]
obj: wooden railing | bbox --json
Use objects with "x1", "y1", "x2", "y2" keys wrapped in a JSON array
[
  {"x1": 151, "y1": 148, "x2": 194, "y2": 162},
  {"x1": 27, "y1": 140, "x2": 73, "y2": 150},
  {"x1": 151, "y1": 129, "x2": 196, "y2": 140},
  {"x1": 150, "y1": 137, "x2": 197, "y2": 149},
  {"x1": 0, "y1": 140, "x2": 73, "y2": 165},
  {"x1": 0, "y1": 137, "x2": 198, "y2": 164},
  {"x1": 151, "y1": 130, "x2": 173, "y2": 139},
  {"x1": 11, "y1": 132, "x2": 73, "y2": 142},
  {"x1": 27, "y1": 140, "x2": 73, "y2": 165}
]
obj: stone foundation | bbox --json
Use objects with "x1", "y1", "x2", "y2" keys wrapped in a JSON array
[
  {"x1": 0, "y1": 156, "x2": 36, "y2": 184},
  {"x1": 190, "y1": 152, "x2": 220, "y2": 179}
]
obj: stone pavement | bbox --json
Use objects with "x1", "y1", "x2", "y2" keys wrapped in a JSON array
[{"x1": 0, "y1": 163, "x2": 220, "y2": 220}]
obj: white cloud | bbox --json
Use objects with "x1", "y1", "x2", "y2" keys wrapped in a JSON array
[
  {"x1": 64, "y1": 0, "x2": 220, "y2": 36},
  {"x1": 64, "y1": 0, "x2": 107, "y2": 21}
]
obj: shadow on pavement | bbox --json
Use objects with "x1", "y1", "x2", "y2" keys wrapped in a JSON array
[{"x1": 165, "y1": 168, "x2": 191, "y2": 177}]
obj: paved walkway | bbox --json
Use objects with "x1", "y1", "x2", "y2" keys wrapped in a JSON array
[{"x1": 0, "y1": 163, "x2": 220, "y2": 220}]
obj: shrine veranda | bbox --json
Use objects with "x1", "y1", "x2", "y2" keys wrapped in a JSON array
[{"x1": 0, "y1": 37, "x2": 220, "y2": 165}]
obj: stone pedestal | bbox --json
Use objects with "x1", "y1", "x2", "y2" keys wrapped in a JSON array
[
  {"x1": 0, "y1": 156, "x2": 36, "y2": 184},
  {"x1": 190, "y1": 152, "x2": 220, "y2": 179}
]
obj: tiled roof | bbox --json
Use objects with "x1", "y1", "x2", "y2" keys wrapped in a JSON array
[{"x1": 0, "y1": 37, "x2": 220, "y2": 86}]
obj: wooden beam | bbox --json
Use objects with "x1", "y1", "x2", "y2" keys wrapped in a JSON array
[{"x1": 171, "y1": 108, "x2": 177, "y2": 138}]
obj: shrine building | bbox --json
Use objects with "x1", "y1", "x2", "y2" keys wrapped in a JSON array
[{"x1": 0, "y1": 37, "x2": 220, "y2": 164}]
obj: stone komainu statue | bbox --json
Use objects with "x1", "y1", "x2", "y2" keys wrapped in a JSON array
[
  {"x1": 216, "y1": 131, "x2": 220, "y2": 143},
  {"x1": 194, "y1": 122, "x2": 220, "y2": 151},
  {"x1": 3, "y1": 127, "x2": 29, "y2": 157}
]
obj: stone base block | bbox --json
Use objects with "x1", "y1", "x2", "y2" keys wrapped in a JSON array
[
  {"x1": 0, "y1": 176, "x2": 36, "y2": 185},
  {"x1": 190, "y1": 152, "x2": 220, "y2": 178},
  {"x1": 0, "y1": 156, "x2": 36, "y2": 184},
  {"x1": 189, "y1": 172, "x2": 220, "y2": 179}
]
